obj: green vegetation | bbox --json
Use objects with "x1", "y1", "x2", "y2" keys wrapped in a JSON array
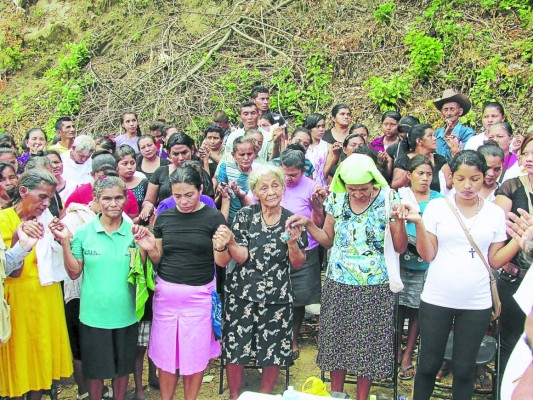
[
  {"x1": 373, "y1": 2, "x2": 396, "y2": 25},
  {"x1": 270, "y1": 41, "x2": 334, "y2": 124},
  {"x1": 365, "y1": 74, "x2": 412, "y2": 112},
  {"x1": 0, "y1": 0, "x2": 531, "y2": 140},
  {"x1": 42, "y1": 36, "x2": 91, "y2": 138},
  {"x1": 0, "y1": 44, "x2": 25, "y2": 74},
  {"x1": 404, "y1": 30, "x2": 444, "y2": 81}
]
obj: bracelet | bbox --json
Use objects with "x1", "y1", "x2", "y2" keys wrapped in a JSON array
[{"x1": 214, "y1": 245, "x2": 228, "y2": 252}]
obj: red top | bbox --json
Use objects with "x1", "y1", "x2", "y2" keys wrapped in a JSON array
[{"x1": 64, "y1": 183, "x2": 139, "y2": 217}]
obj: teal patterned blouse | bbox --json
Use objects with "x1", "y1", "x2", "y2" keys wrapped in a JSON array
[{"x1": 324, "y1": 189, "x2": 398, "y2": 286}]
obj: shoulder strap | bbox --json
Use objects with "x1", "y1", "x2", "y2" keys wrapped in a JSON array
[
  {"x1": 444, "y1": 197, "x2": 494, "y2": 279},
  {"x1": 519, "y1": 175, "x2": 533, "y2": 214}
]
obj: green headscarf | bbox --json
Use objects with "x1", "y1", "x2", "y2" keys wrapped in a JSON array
[{"x1": 330, "y1": 153, "x2": 388, "y2": 193}]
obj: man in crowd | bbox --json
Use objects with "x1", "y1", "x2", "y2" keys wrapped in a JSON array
[
  {"x1": 433, "y1": 89, "x2": 475, "y2": 162},
  {"x1": 50, "y1": 117, "x2": 77, "y2": 154},
  {"x1": 61, "y1": 135, "x2": 95, "y2": 184},
  {"x1": 250, "y1": 85, "x2": 286, "y2": 126},
  {"x1": 224, "y1": 102, "x2": 272, "y2": 160}
]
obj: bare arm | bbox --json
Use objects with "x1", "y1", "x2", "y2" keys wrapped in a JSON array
[
  {"x1": 495, "y1": 195, "x2": 513, "y2": 217},
  {"x1": 309, "y1": 186, "x2": 327, "y2": 228},
  {"x1": 488, "y1": 239, "x2": 521, "y2": 269},
  {"x1": 228, "y1": 240, "x2": 248, "y2": 264},
  {"x1": 441, "y1": 163, "x2": 453, "y2": 189},
  {"x1": 323, "y1": 142, "x2": 341, "y2": 180},
  {"x1": 59, "y1": 237, "x2": 84, "y2": 280},
  {"x1": 140, "y1": 182, "x2": 158, "y2": 220},
  {"x1": 391, "y1": 168, "x2": 408, "y2": 190},
  {"x1": 286, "y1": 222, "x2": 306, "y2": 269},
  {"x1": 287, "y1": 241, "x2": 306, "y2": 269},
  {"x1": 404, "y1": 205, "x2": 438, "y2": 262},
  {"x1": 390, "y1": 218, "x2": 408, "y2": 253},
  {"x1": 145, "y1": 238, "x2": 163, "y2": 266}
]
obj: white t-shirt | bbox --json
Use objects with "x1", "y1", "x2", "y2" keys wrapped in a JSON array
[
  {"x1": 464, "y1": 132, "x2": 487, "y2": 151},
  {"x1": 61, "y1": 151, "x2": 93, "y2": 184},
  {"x1": 421, "y1": 197, "x2": 507, "y2": 310},
  {"x1": 224, "y1": 127, "x2": 272, "y2": 161}
]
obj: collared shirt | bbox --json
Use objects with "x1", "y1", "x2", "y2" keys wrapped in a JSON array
[
  {"x1": 3, "y1": 242, "x2": 31, "y2": 276},
  {"x1": 434, "y1": 122, "x2": 475, "y2": 162},
  {"x1": 71, "y1": 215, "x2": 137, "y2": 329},
  {"x1": 61, "y1": 151, "x2": 93, "y2": 184},
  {"x1": 48, "y1": 142, "x2": 70, "y2": 154}
]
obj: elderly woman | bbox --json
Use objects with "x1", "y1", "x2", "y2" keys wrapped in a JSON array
[
  {"x1": 278, "y1": 145, "x2": 326, "y2": 359},
  {"x1": 214, "y1": 164, "x2": 307, "y2": 400},
  {"x1": 142, "y1": 165, "x2": 227, "y2": 400},
  {"x1": 43, "y1": 149, "x2": 78, "y2": 204},
  {"x1": 0, "y1": 169, "x2": 73, "y2": 400},
  {"x1": 51, "y1": 176, "x2": 154, "y2": 400},
  {"x1": 290, "y1": 154, "x2": 408, "y2": 399}
]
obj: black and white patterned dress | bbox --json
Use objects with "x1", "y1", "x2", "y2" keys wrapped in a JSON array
[{"x1": 223, "y1": 204, "x2": 307, "y2": 366}]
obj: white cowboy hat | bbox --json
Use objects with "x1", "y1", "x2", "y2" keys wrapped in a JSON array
[{"x1": 433, "y1": 88, "x2": 471, "y2": 116}]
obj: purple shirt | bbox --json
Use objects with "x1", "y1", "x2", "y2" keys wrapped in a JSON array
[
  {"x1": 155, "y1": 195, "x2": 216, "y2": 216},
  {"x1": 281, "y1": 175, "x2": 319, "y2": 250},
  {"x1": 115, "y1": 134, "x2": 140, "y2": 153}
]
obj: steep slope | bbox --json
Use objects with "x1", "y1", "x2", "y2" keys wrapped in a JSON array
[{"x1": 0, "y1": 0, "x2": 531, "y2": 142}]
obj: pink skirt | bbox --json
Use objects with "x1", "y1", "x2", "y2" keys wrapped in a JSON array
[{"x1": 148, "y1": 277, "x2": 221, "y2": 375}]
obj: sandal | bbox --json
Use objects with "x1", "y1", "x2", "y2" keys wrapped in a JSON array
[
  {"x1": 76, "y1": 393, "x2": 89, "y2": 400},
  {"x1": 475, "y1": 372, "x2": 492, "y2": 394},
  {"x1": 398, "y1": 365, "x2": 415, "y2": 380}
]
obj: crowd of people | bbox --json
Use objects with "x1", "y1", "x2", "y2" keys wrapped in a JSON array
[{"x1": 0, "y1": 84, "x2": 532, "y2": 400}]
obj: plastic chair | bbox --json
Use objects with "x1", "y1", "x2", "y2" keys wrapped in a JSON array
[{"x1": 433, "y1": 326, "x2": 500, "y2": 399}]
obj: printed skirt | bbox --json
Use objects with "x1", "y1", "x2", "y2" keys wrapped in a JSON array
[{"x1": 317, "y1": 278, "x2": 394, "y2": 380}]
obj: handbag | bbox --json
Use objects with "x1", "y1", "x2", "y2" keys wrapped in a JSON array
[
  {"x1": 384, "y1": 186, "x2": 404, "y2": 293},
  {"x1": 211, "y1": 290, "x2": 222, "y2": 340},
  {"x1": 0, "y1": 240, "x2": 11, "y2": 344},
  {"x1": 444, "y1": 197, "x2": 501, "y2": 320}
]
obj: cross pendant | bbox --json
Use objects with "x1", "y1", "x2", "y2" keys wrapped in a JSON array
[{"x1": 469, "y1": 247, "x2": 475, "y2": 258}]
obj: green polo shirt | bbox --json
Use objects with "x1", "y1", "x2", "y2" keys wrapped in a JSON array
[{"x1": 71, "y1": 215, "x2": 137, "y2": 329}]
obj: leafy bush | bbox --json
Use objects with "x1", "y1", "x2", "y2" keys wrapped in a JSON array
[
  {"x1": 373, "y1": 2, "x2": 396, "y2": 25},
  {"x1": 365, "y1": 73, "x2": 412, "y2": 112},
  {"x1": 43, "y1": 36, "x2": 92, "y2": 138},
  {"x1": 404, "y1": 30, "x2": 444, "y2": 80},
  {"x1": 0, "y1": 44, "x2": 25, "y2": 74}
]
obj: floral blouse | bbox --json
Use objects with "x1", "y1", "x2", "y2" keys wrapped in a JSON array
[
  {"x1": 325, "y1": 189, "x2": 399, "y2": 286},
  {"x1": 228, "y1": 204, "x2": 307, "y2": 304}
]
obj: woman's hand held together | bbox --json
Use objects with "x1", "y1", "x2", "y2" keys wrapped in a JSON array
[
  {"x1": 398, "y1": 203, "x2": 423, "y2": 224},
  {"x1": 132, "y1": 225, "x2": 156, "y2": 251},
  {"x1": 49, "y1": 220, "x2": 71, "y2": 244},
  {"x1": 285, "y1": 214, "x2": 310, "y2": 230},
  {"x1": 17, "y1": 220, "x2": 45, "y2": 250}
]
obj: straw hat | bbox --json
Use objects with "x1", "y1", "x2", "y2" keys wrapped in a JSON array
[{"x1": 433, "y1": 89, "x2": 471, "y2": 116}]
